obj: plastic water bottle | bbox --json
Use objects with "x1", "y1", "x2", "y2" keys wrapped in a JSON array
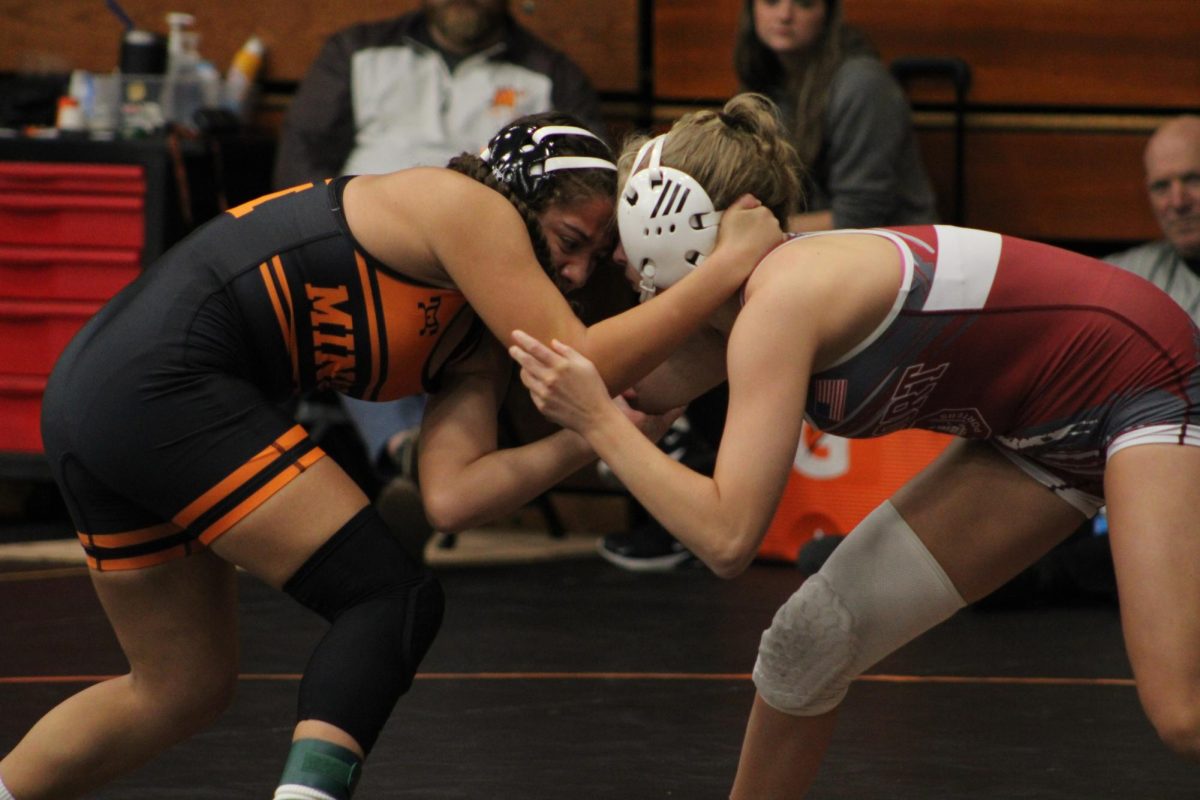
[{"x1": 162, "y1": 12, "x2": 218, "y2": 127}]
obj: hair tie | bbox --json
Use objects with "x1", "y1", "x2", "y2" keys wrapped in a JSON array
[{"x1": 718, "y1": 111, "x2": 748, "y2": 132}]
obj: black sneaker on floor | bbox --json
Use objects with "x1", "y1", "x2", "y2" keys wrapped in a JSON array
[
  {"x1": 597, "y1": 521, "x2": 696, "y2": 572},
  {"x1": 597, "y1": 415, "x2": 715, "y2": 488},
  {"x1": 795, "y1": 532, "x2": 846, "y2": 576}
]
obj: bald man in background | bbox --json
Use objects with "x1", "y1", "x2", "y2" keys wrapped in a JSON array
[{"x1": 1105, "y1": 115, "x2": 1200, "y2": 322}]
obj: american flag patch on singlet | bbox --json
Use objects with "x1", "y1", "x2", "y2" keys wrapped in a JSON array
[{"x1": 813, "y1": 378, "x2": 848, "y2": 422}]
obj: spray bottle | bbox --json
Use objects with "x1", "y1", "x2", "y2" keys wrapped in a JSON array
[{"x1": 162, "y1": 12, "x2": 219, "y2": 126}]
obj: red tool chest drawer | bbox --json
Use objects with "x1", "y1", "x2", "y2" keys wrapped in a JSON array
[
  {"x1": 0, "y1": 299, "x2": 100, "y2": 376},
  {"x1": 0, "y1": 245, "x2": 140, "y2": 301},
  {"x1": 0, "y1": 374, "x2": 48, "y2": 453},
  {"x1": 0, "y1": 162, "x2": 145, "y2": 249},
  {"x1": 0, "y1": 160, "x2": 146, "y2": 457},
  {"x1": 0, "y1": 194, "x2": 144, "y2": 249},
  {"x1": 0, "y1": 162, "x2": 146, "y2": 195}
]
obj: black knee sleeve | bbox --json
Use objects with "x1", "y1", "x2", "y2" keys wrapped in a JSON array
[{"x1": 283, "y1": 506, "x2": 445, "y2": 754}]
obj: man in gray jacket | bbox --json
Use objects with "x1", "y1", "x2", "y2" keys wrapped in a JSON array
[{"x1": 274, "y1": 0, "x2": 604, "y2": 186}]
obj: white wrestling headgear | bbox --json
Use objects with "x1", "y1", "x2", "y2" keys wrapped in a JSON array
[{"x1": 617, "y1": 134, "x2": 723, "y2": 303}]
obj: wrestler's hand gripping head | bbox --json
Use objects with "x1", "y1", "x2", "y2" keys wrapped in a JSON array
[
  {"x1": 617, "y1": 134, "x2": 724, "y2": 303},
  {"x1": 480, "y1": 119, "x2": 616, "y2": 205}
]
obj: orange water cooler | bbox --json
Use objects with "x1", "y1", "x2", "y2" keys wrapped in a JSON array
[{"x1": 757, "y1": 424, "x2": 954, "y2": 563}]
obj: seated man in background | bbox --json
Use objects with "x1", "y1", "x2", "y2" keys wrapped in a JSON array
[
  {"x1": 1105, "y1": 115, "x2": 1200, "y2": 321},
  {"x1": 273, "y1": 0, "x2": 604, "y2": 187},
  {"x1": 273, "y1": 0, "x2": 605, "y2": 555}
]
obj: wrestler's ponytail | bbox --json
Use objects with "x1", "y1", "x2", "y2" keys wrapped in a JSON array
[{"x1": 617, "y1": 92, "x2": 803, "y2": 228}]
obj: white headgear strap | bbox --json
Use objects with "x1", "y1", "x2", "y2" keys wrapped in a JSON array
[
  {"x1": 479, "y1": 125, "x2": 617, "y2": 177},
  {"x1": 530, "y1": 125, "x2": 617, "y2": 175},
  {"x1": 617, "y1": 134, "x2": 723, "y2": 303}
]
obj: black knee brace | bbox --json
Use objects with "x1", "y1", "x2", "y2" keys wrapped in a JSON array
[{"x1": 283, "y1": 506, "x2": 445, "y2": 754}]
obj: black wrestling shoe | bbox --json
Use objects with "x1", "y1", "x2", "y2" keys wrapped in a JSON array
[
  {"x1": 795, "y1": 533, "x2": 846, "y2": 576},
  {"x1": 596, "y1": 415, "x2": 716, "y2": 488},
  {"x1": 597, "y1": 521, "x2": 697, "y2": 572}
]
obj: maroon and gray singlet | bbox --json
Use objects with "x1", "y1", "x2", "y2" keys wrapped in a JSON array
[{"x1": 793, "y1": 225, "x2": 1200, "y2": 513}]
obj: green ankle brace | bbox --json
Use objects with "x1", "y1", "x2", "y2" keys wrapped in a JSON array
[{"x1": 278, "y1": 739, "x2": 362, "y2": 799}]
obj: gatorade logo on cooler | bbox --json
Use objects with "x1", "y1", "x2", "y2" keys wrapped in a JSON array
[{"x1": 793, "y1": 422, "x2": 850, "y2": 479}]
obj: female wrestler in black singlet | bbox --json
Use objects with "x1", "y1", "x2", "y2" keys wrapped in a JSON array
[{"x1": 0, "y1": 112, "x2": 784, "y2": 800}]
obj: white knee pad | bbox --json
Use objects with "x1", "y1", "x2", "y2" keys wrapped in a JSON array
[{"x1": 752, "y1": 501, "x2": 966, "y2": 716}]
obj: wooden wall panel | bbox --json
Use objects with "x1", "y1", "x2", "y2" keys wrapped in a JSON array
[
  {"x1": 7, "y1": 1, "x2": 1193, "y2": 106},
  {"x1": 1, "y1": 1, "x2": 1184, "y2": 245},
  {"x1": 654, "y1": 0, "x2": 740, "y2": 100},
  {"x1": 0, "y1": 0, "x2": 638, "y2": 93},
  {"x1": 849, "y1": 0, "x2": 1200, "y2": 109},
  {"x1": 653, "y1": 0, "x2": 1200, "y2": 108},
  {"x1": 649, "y1": 0, "x2": 1183, "y2": 245},
  {"x1": 913, "y1": 126, "x2": 1160, "y2": 241}
]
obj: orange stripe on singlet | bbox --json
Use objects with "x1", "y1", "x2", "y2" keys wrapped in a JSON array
[
  {"x1": 79, "y1": 432, "x2": 324, "y2": 572},
  {"x1": 86, "y1": 544, "x2": 190, "y2": 572},
  {"x1": 196, "y1": 447, "x2": 324, "y2": 546},
  {"x1": 271, "y1": 255, "x2": 300, "y2": 387},
  {"x1": 355, "y1": 251, "x2": 384, "y2": 400},
  {"x1": 76, "y1": 522, "x2": 179, "y2": 550},
  {"x1": 172, "y1": 425, "x2": 310, "y2": 529},
  {"x1": 259, "y1": 261, "x2": 291, "y2": 350},
  {"x1": 225, "y1": 183, "x2": 314, "y2": 219},
  {"x1": 67, "y1": 428, "x2": 323, "y2": 573}
]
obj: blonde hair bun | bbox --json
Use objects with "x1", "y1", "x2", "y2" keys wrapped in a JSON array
[{"x1": 619, "y1": 92, "x2": 803, "y2": 228}]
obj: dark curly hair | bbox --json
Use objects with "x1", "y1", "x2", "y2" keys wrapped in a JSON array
[{"x1": 446, "y1": 112, "x2": 617, "y2": 278}]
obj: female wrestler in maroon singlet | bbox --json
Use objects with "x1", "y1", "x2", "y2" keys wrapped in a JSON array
[{"x1": 512, "y1": 94, "x2": 1200, "y2": 798}]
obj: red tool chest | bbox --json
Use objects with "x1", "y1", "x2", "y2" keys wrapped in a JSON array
[{"x1": 0, "y1": 162, "x2": 146, "y2": 454}]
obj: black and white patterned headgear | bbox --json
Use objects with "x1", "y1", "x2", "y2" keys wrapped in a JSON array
[{"x1": 480, "y1": 119, "x2": 616, "y2": 203}]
